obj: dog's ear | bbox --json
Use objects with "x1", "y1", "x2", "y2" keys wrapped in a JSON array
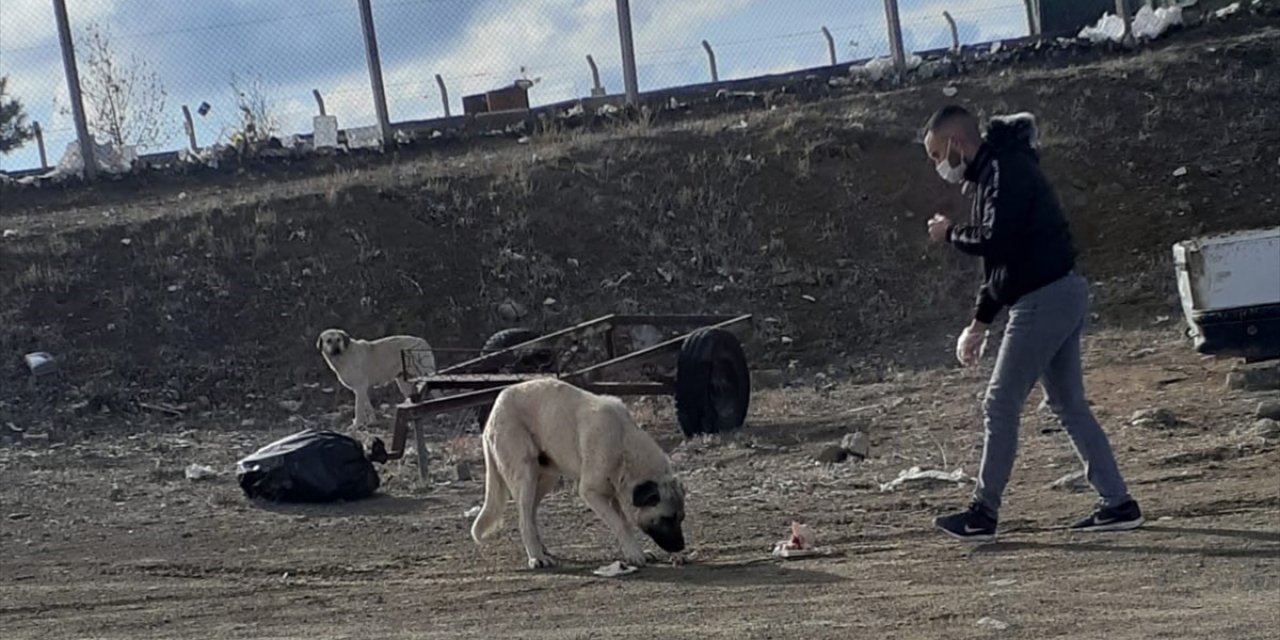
[
  {"x1": 340, "y1": 331, "x2": 350, "y2": 348},
  {"x1": 632, "y1": 480, "x2": 661, "y2": 508}
]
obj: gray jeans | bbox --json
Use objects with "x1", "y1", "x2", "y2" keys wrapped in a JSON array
[{"x1": 974, "y1": 272, "x2": 1132, "y2": 516}]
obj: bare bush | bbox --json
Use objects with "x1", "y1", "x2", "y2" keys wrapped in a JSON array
[
  {"x1": 228, "y1": 71, "x2": 280, "y2": 144},
  {"x1": 70, "y1": 21, "x2": 171, "y2": 151}
]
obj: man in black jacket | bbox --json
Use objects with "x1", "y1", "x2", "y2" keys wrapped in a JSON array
[{"x1": 922, "y1": 105, "x2": 1143, "y2": 541}]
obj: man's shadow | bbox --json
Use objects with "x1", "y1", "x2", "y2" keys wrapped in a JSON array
[{"x1": 974, "y1": 525, "x2": 1280, "y2": 560}]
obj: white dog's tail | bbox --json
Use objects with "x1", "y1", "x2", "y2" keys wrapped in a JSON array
[{"x1": 470, "y1": 435, "x2": 508, "y2": 544}]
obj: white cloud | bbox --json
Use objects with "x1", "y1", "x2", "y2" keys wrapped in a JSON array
[
  {"x1": 898, "y1": 0, "x2": 1028, "y2": 39},
  {"x1": 0, "y1": 0, "x2": 119, "y2": 52},
  {"x1": 256, "y1": 0, "x2": 755, "y2": 130}
]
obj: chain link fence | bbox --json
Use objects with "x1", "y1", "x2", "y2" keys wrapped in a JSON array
[{"x1": 0, "y1": 0, "x2": 1031, "y2": 174}]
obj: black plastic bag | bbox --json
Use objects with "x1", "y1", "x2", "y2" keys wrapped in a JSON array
[{"x1": 236, "y1": 429, "x2": 383, "y2": 503}]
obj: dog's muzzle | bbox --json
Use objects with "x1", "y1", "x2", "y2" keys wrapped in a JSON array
[{"x1": 644, "y1": 523, "x2": 686, "y2": 553}]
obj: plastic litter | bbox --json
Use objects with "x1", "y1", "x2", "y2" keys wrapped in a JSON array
[
  {"x1": 235, "y1": 429, "x2": 383, "y2": 503},
  {"x1": 879, "y1": 466, "x2": 973, "y2": 492},
  {"x1": 592, "y1": 561, "x2": 639, "y2": 578},
  {"x1": 1079, "y1": 5, "x2": 1183, "y2": 43},
  {"x1": 1214, "y1": 2, "x2": 1241, "y2": 18},
  {"x1": 184, "y1": 463, "x2": 219, "y2": 481},
  {"x1": 40, "y1": 140, "x2": 135, "y2": 181},
  {"x1": 1132, "y1": 5, "x2": 1184, "y2": 39},
  {"x1": 771, "y1": 521, "x2": 827, "y2": 559}
]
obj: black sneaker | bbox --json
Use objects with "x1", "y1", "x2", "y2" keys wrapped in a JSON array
[
  {"x1": 1070, "y1": 499, "x2": 1144, "y2": 532},
  {"x1": 934, "y1": 503, "x2": 997, "y2": 542}
]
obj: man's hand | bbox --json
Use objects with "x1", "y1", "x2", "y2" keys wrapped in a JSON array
[
  {"x1": 928, "y1": 214, "x2": 952, "y2": 244},
  {"x1": 955, "y1": 321, "x2": 990, "y2": 367}
]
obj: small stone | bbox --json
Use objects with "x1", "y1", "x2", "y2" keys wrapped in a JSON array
[
  {"x1": 7, "y1": 512, "x2": 32, "y2": 521},
  {"x1": 840, "y1": 431, "x2": 870, "y2": 459},
  {"x1": 496, "y1": 299, "x2": 527, "y2": 322},
  {"x1": 977, "y1": 617, "x2": 1009, "y2": 631},
  {"x1": 278, "y1": 400, "x2": 303, "y2": 413},
  {"x1": 1226, "y1": 362, "x2": 1280, "y2": 391},
  {"x1": 1130, "y1": 408, "x2": 1191, "y2": 430},
  {"x1": 455, "y1": 461, "x2": 473, "y2": 482},
  {"x1": 1251, "y1": 418, "x2": 1280, "y2": 440},
  {"x1": 1049, "y1": 470, "x2": 1089, "y2": 492},
  {"x1": 184, "y1": 463, "x2": 219, "y2": 481},
  {"x1": 1172, "y1": 166, "x2": 1188, "y2": 177},
  {"x1": 240, "y1": 419, "x2": 258, "y2": 428},
  {"x1": 1255, "y1": 401, "x2": 1280, "y2": 421},
  {"x1": 23, "y1": 352, "x2": 57, "y2": 376},
  {"x1": 815, "y1": 445, "x2": 848, "y2": 464},
  {"x1": 109, "y1": 484, "x2": 124, "y2": 502}
]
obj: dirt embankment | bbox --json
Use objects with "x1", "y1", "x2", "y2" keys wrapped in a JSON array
[{"x1": 1, "y1": 24, "x2": 1278, "y2": 426}]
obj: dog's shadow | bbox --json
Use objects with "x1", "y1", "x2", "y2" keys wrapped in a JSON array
[
  {"x1": 250, "y1": 493, "x2": 443, "y2": 518},
  {"x1": 608, "y1": 558, "x2": 846, "y2": 587}
]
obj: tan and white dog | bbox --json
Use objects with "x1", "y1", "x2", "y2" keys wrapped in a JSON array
[
  {"x1": 470, "y1": 378, "x2": 687, "y2": 569},
  {"x1": 316, "y1": 328, "x2": 436, "y2": 428}
]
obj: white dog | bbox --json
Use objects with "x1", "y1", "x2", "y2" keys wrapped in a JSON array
[
  {"x1": 316, "y1": 328, "x2": 436, "y2": 428},
  {"x1": 470, "y1": 378, "x2": 687, "y2": 569}
]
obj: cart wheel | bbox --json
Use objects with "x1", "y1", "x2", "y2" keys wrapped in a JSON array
[
  {"x1": 481, "y1": 327, "x2": 541, "y2": 360},
  {"x1": 675, "y1": 327, "x2": 750, "y2": 438}
]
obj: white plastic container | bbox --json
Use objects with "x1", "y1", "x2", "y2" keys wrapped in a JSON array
[{"x1": 1172, "y1": 225, "x2": 1280, "y2": 361}]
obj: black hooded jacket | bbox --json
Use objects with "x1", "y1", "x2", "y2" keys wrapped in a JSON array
[{"x1": 947, "y1": 113, "x2": 1077, "y2": 324}]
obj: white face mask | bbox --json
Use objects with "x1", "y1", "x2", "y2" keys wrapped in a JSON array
[{"x1": 935, "y1": 139, "x2": 966, "y2": 184}]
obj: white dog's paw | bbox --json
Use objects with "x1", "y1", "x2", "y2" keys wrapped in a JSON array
[
  {"x1": 527, "y1": 554, "x2": 558, "y2": 570},
  {"x1": 622, "y1": 548, "x2": 649, "y2": 567}
]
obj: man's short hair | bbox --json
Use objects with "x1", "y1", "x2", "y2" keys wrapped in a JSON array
[{"x1": 923, "y1": 104, "x2": 974, "y2": 138}]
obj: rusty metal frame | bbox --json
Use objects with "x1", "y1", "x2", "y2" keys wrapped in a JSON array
[{"x1": 386, "y1": 313, "x2": 752, "y2": 466}]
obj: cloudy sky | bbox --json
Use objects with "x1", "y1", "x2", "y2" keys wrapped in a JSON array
[{"x1": 0, "y1": 0, "x2": 1027, "y2": 171}]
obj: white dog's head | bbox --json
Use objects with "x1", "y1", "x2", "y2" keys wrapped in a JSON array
[
  {"x1": 316, "y1": 329, "x2": 352, "y2": 357},
  {"x1": 631, "y1": 475, "x2": 687, "y2": 553}
]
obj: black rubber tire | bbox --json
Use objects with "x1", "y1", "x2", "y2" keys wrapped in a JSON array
[
  {"x1": 475, "y1": 327, "x2": 548, "y2": 429},
  {"x1": 675, "y1": 328, "x2": 751, "y2": 438},
  {"x1": 481, "y1": 327, "x2": 542, "y2": 360}
]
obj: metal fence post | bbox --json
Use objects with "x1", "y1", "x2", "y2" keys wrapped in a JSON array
[
  {"x1": 1115, "y1": 0, "x2": 1135, "y2": 45},
  {"x1": 435, "y1": 74, "x2": 450, "y2": 117},
  {"x1": 52, "y1": 0, "x2": 95, "y2": 179},
  {"x1": 356, "y1": 0, "x2": 392, "y2": 145},
  {"x1": 614, "y1": 0, "x2": 640, "y2": 105},
  {"x1": 943, "y1": 11, "x2": 960, "y2": 54},
  {"x1": 181, "y1": 105, "x2": 198, "y2": 151},
  {"x1": 701, "y1": 40, "x2": 719, "y2": 83},
  {"x1": 586, "y1": 55, "x2": 606, "y2": 97},
  {"x1": 33, "y1": 122, "x2": 48, "y2": 169},
  {"x1": 1023, "y1": 0, "x2": 1042, "y2": 36},
  {"x1": 821, "y1": 26, "x2": 837, "y2": 65},
  {"x1": 882, "y1": 0, "x2": 907, "y2": 75}
]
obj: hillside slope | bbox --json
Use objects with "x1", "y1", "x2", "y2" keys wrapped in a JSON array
[{"x1": 2, "y1": 24, "x2": 1278, "y2": 421}]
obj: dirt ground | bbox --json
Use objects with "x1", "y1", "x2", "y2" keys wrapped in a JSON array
[{"x1": 3, "y1": 329, "x2": 1277, "y2": 639}]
